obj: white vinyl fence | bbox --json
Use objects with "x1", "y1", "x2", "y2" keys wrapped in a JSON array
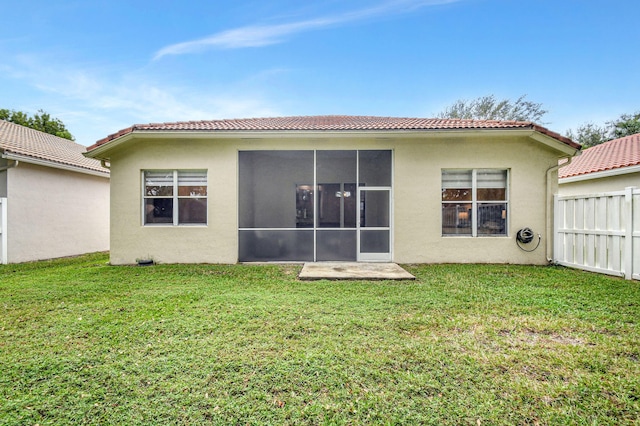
[
  {"x1": 0, "y1": 197, "x2": 6, "y2": 264},
  {"x1": 554, "y1": 187, "x2": 639, "y2": 280}
]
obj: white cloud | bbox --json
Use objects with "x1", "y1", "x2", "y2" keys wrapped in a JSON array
[
  {"x1": 1, "y1": 0, "x2": 463, "y2": 143},
  {"x1": 153, "y1": 0, "x2": 461, "y2": 60},
  {"x1": 153, "y1": 19, "x2": 335, "y2": 59},
  {"x1": 1, "y1": 55, "x2": 282, "y2": 144}
]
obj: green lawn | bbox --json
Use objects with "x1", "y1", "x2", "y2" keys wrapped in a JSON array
[{"x1": 1, "y1": 253, "x2": 638, "y2": 425}]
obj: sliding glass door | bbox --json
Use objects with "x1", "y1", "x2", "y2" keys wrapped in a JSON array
[{"x1": 315, "y1": 151, "x2": 357, "y2": 261}]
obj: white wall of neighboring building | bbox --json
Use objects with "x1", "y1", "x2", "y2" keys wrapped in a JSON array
[
  {"x1": 6, "y1": 162, "x2": 109, "y2": 263},
  {"x1": 558, "y1": 169, "x2": 640, "y2": 196}
]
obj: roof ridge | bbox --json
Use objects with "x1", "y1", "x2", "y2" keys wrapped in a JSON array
[{"x1": 136, "y1": 115, "x2": 536, "y2": 126}]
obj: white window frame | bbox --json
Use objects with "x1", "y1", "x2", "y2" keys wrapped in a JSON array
[
  {"x1": 142, "y1": 170, "x2": 208, "y2": 226},
  {"x1": 442, "y1": 169, "x2": 509, "y2": 237}
]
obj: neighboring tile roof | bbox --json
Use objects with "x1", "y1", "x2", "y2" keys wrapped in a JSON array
[
  {"x1": 0, "y1": 120, "x2": 108, "y2": 175},
  {"x1": 88, "y1": 115, "x2": 579, "y2": 151},
  {"x1": 559, "y1": 133, "x2": 640, "y2": 179}
]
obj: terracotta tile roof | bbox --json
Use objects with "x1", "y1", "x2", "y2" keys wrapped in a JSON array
[
  {"x1": 559, "y1": 133, "x2": 640, "y2": 179},
  {"x1": 88, "y1": 115, "x2": 579, "y2": 151},
  {"x1": 0, "y1": 120, "x2": 108, "y2": 175}
]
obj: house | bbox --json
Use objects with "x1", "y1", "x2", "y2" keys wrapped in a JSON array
[
  {"x1": 0, "y1": 120, "x2": 110, "y2": 264},
  {"x1": 84, "y1": 115, "x2": 580, "y2": 265},
  {"x1": 558, "y1": 133, "x2": 640, "y2": 196}
]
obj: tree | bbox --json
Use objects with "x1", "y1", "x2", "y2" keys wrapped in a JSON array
[
  {"x1": 609, "y1": 112, "x2": 640, "y2": 139},
  {"x1": 565, "y1": 123, "x2": 609, "y2": 148},
  {"x1": 0, "y1": 108, "x2": 74, "y2": 141},
  {"x1": 0, "y1": 109, "x2": 30, "y2": 127},
  {"x1": 565, "y1": 110, "x2": 640, "y2": 147},
  {"x1": 437, "y1": 94, "x2": 548, "y2": 123}
]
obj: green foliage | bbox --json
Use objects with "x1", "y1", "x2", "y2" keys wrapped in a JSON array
[
  {"x1": 566, "y1": 110, "x2": 640, "y2": 147},
  {"x1": 0, "y1": 108, "x2": 75, "y2": 140},
  {"x1": 0, "y1": 109, "x2": 30, "y2": 127},
  {"x1": 610, "y1": 112, "x2": 640, "y2": 139},
  {"x1": 438, "y1": 94, "x2": 548, "y2": 123},
  {"x1": 1, "y1": 254, "x2": 638, "y2": 425},
  {"x1": 566, "y1": 122, "x2": 610, "y2": 148}
]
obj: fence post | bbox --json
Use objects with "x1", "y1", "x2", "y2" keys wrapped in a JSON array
[
  {"x1": 624, "y1": 187, "x2": 633, "y2": 280},
  {"x1": 0, "y1": 197, "x2": 6, "y2": 265}
]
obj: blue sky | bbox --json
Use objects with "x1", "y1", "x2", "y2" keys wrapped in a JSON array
[{"x1": 1, "y1": 0, "x2": 638, "y2": 146}]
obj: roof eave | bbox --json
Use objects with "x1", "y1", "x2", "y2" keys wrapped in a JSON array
[
  {"x1": 85, "y1": 127, "x2": 579, "y2": 161},
  {"x1": 3, "y1": 151, "x2": 110, "y2": 178},
  {"x1": 84, "y1": 131, "x2": 138, "y2": 161},
  {"x1": 529, "y1": 131, "x2": 580, "y2": 156},
  {"x1": 559, "y1": 164, "x2": 640, "y2": 183}
]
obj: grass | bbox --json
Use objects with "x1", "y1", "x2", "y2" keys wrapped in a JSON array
[{"x1": 1, "y1": 253, "x2": 638, "y2": 425}]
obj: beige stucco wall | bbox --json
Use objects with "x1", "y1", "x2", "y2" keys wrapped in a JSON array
[
  {"x1": 108, "y1": 139, "x2": 238, "y2": 265},
  {"x1": 558, "y1": 171, "x2": 640, "y2": 196},
  {"x1": 107, "y1": 134, "x2": 565, "y2": 265},
  {"x1": 6, "y1": 162, "x2": 109, "y2": 263},
  {"x1": 394, "y1": 136, "x2": 560, "y2": 264}
]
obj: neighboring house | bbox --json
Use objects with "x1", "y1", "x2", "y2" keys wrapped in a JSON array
[
  {"x1": 559, "y1": 133, "x2": 640, "y2": 196},
  {"x1": 0, "y1": 120, "x2": 110, "y2": 264},
  {"x1": 85, "y1": 115, "x2": 579, "y2": 265}
]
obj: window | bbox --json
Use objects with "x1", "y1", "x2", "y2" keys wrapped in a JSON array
[
  {"x1": 442, "y1": 169, "x2": 507, "y2": 236},
  {"x1": 143, "y1": 170, "x2": 207, "y2": 225}
]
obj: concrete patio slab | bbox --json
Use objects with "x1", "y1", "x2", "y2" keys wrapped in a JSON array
[{"x1": 299, "y1": 262, "x2": 415, "y2": 281}]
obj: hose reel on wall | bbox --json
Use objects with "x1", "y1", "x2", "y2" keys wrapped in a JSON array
[{"x1": 516, "y1": 227, "x2": 541, "y2": 252}]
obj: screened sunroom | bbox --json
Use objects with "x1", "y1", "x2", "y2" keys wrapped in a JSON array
[{"x1": 238, "y1": 150, "x2": 392, "y2": 262}]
